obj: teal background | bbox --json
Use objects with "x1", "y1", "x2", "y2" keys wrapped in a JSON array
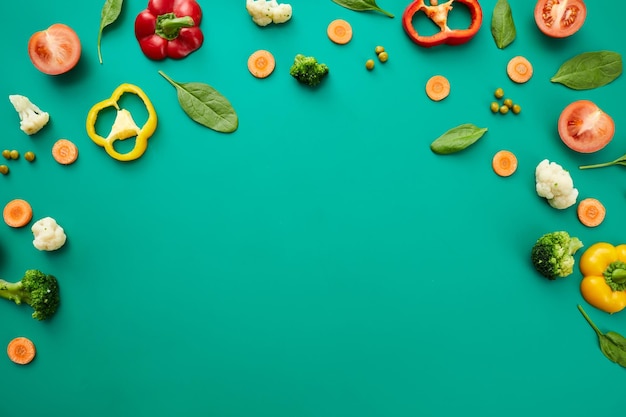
[{"x1": 1, "y1": 1, "x2": 624, "y2": 416}]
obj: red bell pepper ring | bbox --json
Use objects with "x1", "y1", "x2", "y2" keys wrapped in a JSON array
[
  {"x1": 134, "y1": 0, "x2": 204, "y2": 60},
  {"x1": 402, "y1": 0, "x2": 483, "y2": 47}
]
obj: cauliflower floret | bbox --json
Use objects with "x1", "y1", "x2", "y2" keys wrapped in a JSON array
[
  {"x1": 535, "y1": 159, "x2": 579, "y2": 209},
  {"x1": 8, "y1": 95, "x2": 50, "y2": 135},
  {"x1": 32, "y1": 217, "x2": 67, "y2": 251},
  {"x1": 246, "y1": 0, "x2": 292, "y2": 26}
]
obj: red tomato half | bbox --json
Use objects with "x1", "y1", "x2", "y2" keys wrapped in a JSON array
[
  {"x1": 28, "y1": 23, "x2": 81, "y2": 75},
  {"x1": 558, "y1": 100, "x2": 615, "y2": 153},
  {"x1": 534, "y1": 0, "x2": 586, "y2": 38}
]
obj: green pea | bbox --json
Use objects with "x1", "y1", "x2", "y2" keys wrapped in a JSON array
[
  {"x1": 490, "y1": 102, "x2": 500, "y2": 113},
  {"x1": 0, "y1": 165, "x2": 8, "y2": 175},
  {"x1": 494, "y1": 88, "x2": 504, "y2": 99},
  {"x1": 374, "y1": 45, "x2": 385, "y2": 55},
  {"x1": 2, "y1": 150, "x2": 10, "y2": 159},
  {"x1": 365, "y1": 59, "x2": 375, "y2": 70},
  {"x1": 512, "y1": 104, "x2": 522, "y2": 114},
  {"x1": 9, "y1": 150, "x2": 19, "y2": 160},
  {"x1": 377, "y1": 51, "x2": 389, "y2": 63},
  {"x1": 503, "y1": 98, "x2": 514, "y2": 108},
  {"x1": 24, "y1": 151, "x2": 36, "y2": 162},
  {"x1": 499, "y1": 105, "x2": 509, "y2": 114}
]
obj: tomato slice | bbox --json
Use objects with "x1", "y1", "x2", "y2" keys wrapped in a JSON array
[
  {"x1": 28, "y1": 23, "x2": 81, "y2": 75},
  {"x1": 558, "y1": 100, "x2": 615, "y2": 153},
  {"x1": 534, "y1": 0, "x2": 586, "y2": 38}
]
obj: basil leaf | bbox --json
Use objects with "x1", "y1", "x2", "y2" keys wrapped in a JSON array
[
  {"x1": 97, "y1": 0, "x2": 124, "y2": 64},
  {"x1": 159, "y1": 71, "x2": 238, "y2": 133},
  {"x1": 430, "y1": 124, "x2": 488, "y2": 155},
  {"x1": 551, "y1": 51, "x2": 623, "y2": 90},
  {"x1": 331, "y1": 0, "x2": 394, "y2": 18},
  {"x1": 491, "y1": 0, "x2": 516, "y2": 49}
]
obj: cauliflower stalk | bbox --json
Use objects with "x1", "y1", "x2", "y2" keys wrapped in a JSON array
[
  {"x1": 32, "y1": 217, "x2": 67, "y2": 251},
  {"x1": 8, "y1": 94, "x2": 50, "y2": 135},
  {"x1": 246, "y1": 0, "x2": 292, "y2": 26},
  {"x1": 535, "y1": 159, "x2": 578, "y2": 209}
]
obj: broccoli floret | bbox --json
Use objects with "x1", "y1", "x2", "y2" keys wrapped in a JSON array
[
  {"x1": 289, "y1": 54, "x2": 329, "y2": 87},
  {"x1": 0, "y1": 269, "x2": 60, "y2": 320},
  {"x1": 531, "y1": 231, "x2": 583, "y2": 280}
]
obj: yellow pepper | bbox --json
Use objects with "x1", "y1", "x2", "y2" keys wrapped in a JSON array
[
  {"x1": 86, "y1": 83, "x2": 157, "y2": 161},
  {"x1": 580, "y1": 243, "x2": 626, "y2": 314}
]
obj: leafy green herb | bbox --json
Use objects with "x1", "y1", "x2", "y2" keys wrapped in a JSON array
[
  {"x1": 97, "y1": 0, "x2": 124, "y2": 64},
  {"x1": 579, "y1": 151, "x2": 626, "y2": 170},
  {"x1": 578, "y1": 305, "x2": 626, "y2": 368},
  {"x1": 430, "y1": 124, "x2": 488, "y2": 155},
  {"x1": 158, "y1": 71, "x2": 238, "y2": 133},
  {"x1": 491, "y1": 0, "x2": 516, "y2": 49},
  {"x1": 331, "y1": 0, "x2": 394, "y2": 18},
  {"x1": 551, "y1": 51, "x2": 622, "y2": 90}
]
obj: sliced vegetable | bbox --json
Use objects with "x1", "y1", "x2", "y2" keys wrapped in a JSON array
[
  {"x1": 247, "y1": 50, "x2": 276, "y2": 79},
  {"x1": 52, "y1": 139, "x2": 79, "y2": 165},
  {"x1": 97, "y1": 0, "x2": 124, "y2": 64},
  {"x1": 507, "y1": 56, "x2": 533, "y2": 83},
  {"x1": 28, "y1": 23, "x2": 81, "y2": 75},
  {"x1": 327, "y1": 19, "x2": 353, "y2": 44},
  {"x1": 3, "y1": 199, "x2": 33, "y2": 228},
  {"x1": 491, "y1": 0, "x2": 516, "y2": 49},
  {"x1": 331, "y1": 0, "x2": 394, "y2": 18},
  {"x1": 402, "y1": 0, "x2": 483, "y2": 47},
  {"x1": 7, "y1": 337, "x2": 36, "y2": 365},
  {"x1": 430, "y1": 123, "x2": 488, "y2": 155},
  {"x1": 534, "y1": 0, "x2": 586, "y2": 38},
  {"x1": 558, "y1": 100, "x2": 614, "y2": 153},
  {"x1": 492, "y1": 150, "x2": 517, "y2": 177},
  {"x1": 578, "y1": 304, "x2": 626, "y2": 367},
  {"x1": 580, "y1": 243, "x2": 626, "y2": 313},
  {"x1": 577, "y1": 198, "x2": 606, "y2": 228},
  {"x1": 551, "y1": 51, "x2": 622, "y2": 90},
  {"x1": 425, "y1": 75, "x2": 450, "y2": 101}
]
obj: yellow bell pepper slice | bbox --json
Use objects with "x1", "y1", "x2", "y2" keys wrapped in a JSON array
[
  {"x1": 580, "y1": 242, "x2": 626, "y2": 314},
  {"x1": 86, "y1": 83, "x2": 157, "y2": 161}
]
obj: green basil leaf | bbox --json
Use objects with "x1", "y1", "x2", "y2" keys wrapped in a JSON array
[
  {"x1": 159, "y1": 71, "x2": 238, "y2": 133},
  {"x1": 491, "y1": 0, "x2": 516, "y2": 49},
  {"x1": 331, "y1": 0, "x2": 394, "y2": 18},
  {"x1": 97, "y1": 0, "x2": 124, "y2": 64},
  {"x1": 430, "y1": 124, "x2": 488, "y2": 155},
  {"x1": 551, "y1": 51, "x2": 623, "y2": 90}
]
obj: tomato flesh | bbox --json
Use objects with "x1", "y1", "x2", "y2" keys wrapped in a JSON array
[
  {"x1": 534, "y1": 0, "x2": 586, "y2": 38},
  {"x1": 28, "y1": 23, "x2": 81, "y2": 75},
  {"x1": 558, "y1": 100, "x2": 615, "y2": 153}
]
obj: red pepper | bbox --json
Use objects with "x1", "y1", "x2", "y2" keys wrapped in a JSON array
[
  {"x1": 402, "y1": 0, "x2": 483, "y2": 47},
  {"x1": 134, "y1": 0, "x2": 204, "y2": 60}
]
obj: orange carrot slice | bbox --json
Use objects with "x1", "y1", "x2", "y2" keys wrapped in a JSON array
[
  {"x1": 507, "y1": 56, "x2": 533, "y2": 83},
  {"x1": 425, "y1": 75, "x2": 450, "y2": 101},
  {"x1": 3, "y1": 199, "x2": 33, "y2": 228},
  {"x1": 327, "y1": 19, "x2": 353, "y2": 45},
  {"x1": 577, "y1": 198, "x2": 606, "y2": 227},
  {"x1": 7, "y1": 337, "x2": 36, "y2": 365},
  {"x1": 247, "y1": 50, "x2": 276, "y2": 79},
  {"x1": 52, "y1": 139, "x2": 78, "y2": 165},
  {"x1": 492, "y1": 150, "x2": 518, "y2": 177}
]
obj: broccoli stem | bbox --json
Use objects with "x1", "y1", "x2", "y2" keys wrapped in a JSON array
[{"x1": 0, "y1": 279, "x2": 29, "y2": 304}]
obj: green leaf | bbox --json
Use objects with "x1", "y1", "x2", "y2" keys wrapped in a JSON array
[
  {"x1": 578, "y1": 305, "x2": 626, "y2": 368},
  {"x1": 491, "y1": 0, "x2": 516, "y2": 49},
  {"x1": 551, "y1": 51, "x2": 622, "y2": 90},
  {"x1": 158, "y1": 71, "x2": 238, "y2": 133},
  {"x1": 429, "y1": 124, "x2": 488, "y2": 155},
  {"x1": 97, "y1": 0, "x2": 124, "y2": 64},
  {"x1": 331, "y1": 0, "x2": 394, "y2": 18}
]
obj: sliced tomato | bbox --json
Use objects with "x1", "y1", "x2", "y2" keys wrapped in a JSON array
[
  {"x1": 558, "y1": 100, "x2": 615, "y2": 153},
  {"x1": 28, "y1": 23, "x2": 81, "y2": 75},
  {"x1": 534, "y1": 0, "x2": 586, "y2": 38}
]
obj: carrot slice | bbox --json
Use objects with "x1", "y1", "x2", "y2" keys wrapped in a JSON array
[
  {"x1": 327, "y1": 19, "x2": 353, "y2": 45},
  {"x1": 247, "y1": 50, "x2": 276, "y2": 79},
  {"x1": 52, "y1": 139, "x2": 78, "y2": 165},
  {"x1": 3, "y1": 199, "x2": 33, "y2": 228},
  {"x1": 7, "y1": 337, "x2": 36, "y2": 365},
  {"x1": 577, "y1": 198, "x2": 606, "y2": 227},
  {"x1": 507, "y1": 56, "x2": 533, "y2": 83},
  {"x1": 492, "y1": 150, "x2": 518, "y2": 177},
  {"x1": 425, "y1": 75, "x2": 450, "y2": 101}
]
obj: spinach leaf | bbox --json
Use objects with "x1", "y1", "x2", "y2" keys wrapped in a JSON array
[
  {"x1": 331, "y1": 0, "x2": 394, "y2": 18},
  {"x1": 158, "y1": 71, "x2": 238, "y2": 133},
  {"x1": 430, "y1": 124, "x2": 488, "y2": 155},
  {"x1": 97, "y1": 0, "x2": 124, "y2": 64},
  {"x1": 551, "y1": 51, "x2": 622, "y2": 90},
  {"x1": 579, "y1": 151, "x2": 626, "y2": 170},
  {"x1": 578, "y1": 305, "x2": 626, "y2": 368},
  {"x1": 491, "y1": 0, "x2": 516, "y2": 49}
]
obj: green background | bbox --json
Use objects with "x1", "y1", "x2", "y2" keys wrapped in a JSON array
[{"x1": 1, "y1": 1, "x2": 624, "y2": 416}]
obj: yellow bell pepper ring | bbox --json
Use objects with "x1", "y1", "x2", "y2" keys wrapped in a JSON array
[
  {"x1": 86, "y1": 83, "x2": 157, "y2": 162},
  {"x1": 579, "y1": 242, "x2": 626, "y2": 314}
]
